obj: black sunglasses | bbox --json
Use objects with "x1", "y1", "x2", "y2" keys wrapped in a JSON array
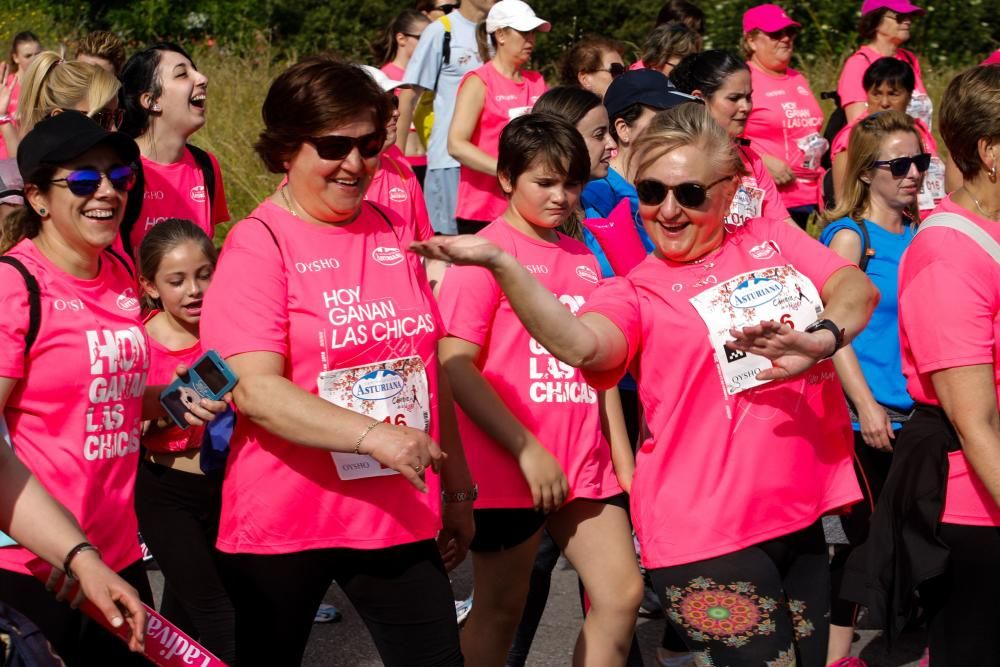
[
  {"x1": 886, "y1": 11, "x2": 917, "y2": 23},
  {"x1": 436, "y1": 2, "x2": 460, "y2": 14},
  {"x1": 765, "y1": 27, "x2": 799, "y2": 40},
  {"x1": 870, "y1": 153, "x2": 931, "y2": 177},
  {"x1": 600, "y1": 63, "x2": 626, "y2": 78},
  {"x1": 307, "y1": 131, "x2": 387, "y2": 161},
  {"x1": 91, "y1": 108, "x2": 124, "y2": 131},
  {"x1": 636, "y1": 175, "x2": 732, "y2": 208},
  {"x1": 49, "y1": 165, "x2": 136, "y2": 197}
]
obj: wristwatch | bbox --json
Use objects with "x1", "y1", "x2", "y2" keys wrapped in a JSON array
[
  {"x1": 804, "y1": 319, "x2": 845, "y2": 359},
  {"x1": 442, "y1": 484, "x2": 478, "y2": 504}
]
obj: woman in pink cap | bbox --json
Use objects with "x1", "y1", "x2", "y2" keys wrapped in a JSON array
[
  {"x1": 741, "y1": 4, "x2": 826, "y2": 229},
  {"x1": 448, "y1": 0, "x2": 549, "y2": 234},
  {"x1": 837, "y1": 0, "x2": 930, "y2": 127}
]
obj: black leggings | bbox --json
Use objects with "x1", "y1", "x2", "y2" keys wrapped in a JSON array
[
  {"x1": 220, "y1": 539, "x2": 462, "y2": 666},
  {"x1": 134, "y1": 460, "x2": 235, "y2": 663},
  {"x1": 649, "y1": 520, "x2": 830, "y2": 667},
  {"x1": 0, "y1": 560, "x2": 153, "y2": 666},
  {"x1": 922, "y1": 523, "x2": 1000, "y2": 666}
]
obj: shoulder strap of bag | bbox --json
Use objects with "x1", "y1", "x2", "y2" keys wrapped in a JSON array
[
  {"x1": 856, "y1": 219, "x2": 874, "y2": 273},
  {"x1": 186, "y1": 144, "x2": 217, "y2": 209},
  {"x1": 104, "y1": 246, "x2": 136, "y2": 280},
  {"x1": 433, "y1": 14, "x2": 453, "y2": 92},
  {"x1": 119, "y1": 158, "x2": 146, "y2": 261},
  {"x1": 0, "y1": 256, "x2": 40, "y2": 356},
  {"x1": 918, "y1": 212, "x2": 1000, "y2": 264}
]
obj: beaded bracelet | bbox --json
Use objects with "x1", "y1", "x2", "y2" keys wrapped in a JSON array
[{"x1": 63, "y1": 541, "x2": 101, "y2": 579}]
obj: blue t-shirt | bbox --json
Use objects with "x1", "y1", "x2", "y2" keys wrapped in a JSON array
[
  {"x1": 403, "y1": 12, "x2": 483, "y2": 171},
  {"x1": 819, "y1": 217, "x2": 915, "y2": 428},
  {"x1": 581, "y1": 168, "x2": 654, "y2": 253}
]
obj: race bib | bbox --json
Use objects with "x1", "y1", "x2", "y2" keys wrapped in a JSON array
[
  {"x1": 918, "y1": 156, "x2": 946, "y2": 211},
  {"x1": 689, "y1": 265, "x2": 823, "y2": 395},
  {"x1": 318, "y1": 356, "x2": 430, "y2": 480},
  {"x1": 725, "y1": 183, "x2": 765, "y2": 228}
]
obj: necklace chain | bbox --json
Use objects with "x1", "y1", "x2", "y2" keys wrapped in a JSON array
[
  {"x1": 280, "y1": 185, "x2": 299, "y2": 218},
  {"x1": 962, "y1": 186, "x2": 1000, "y2": 221}
]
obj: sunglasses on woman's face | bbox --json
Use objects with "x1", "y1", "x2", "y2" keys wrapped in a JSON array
[
  {"x1": 91, "y1": 108, "x2": 124, "y2": 131},
  {"x1": 636, "y1": 175, "x2": 732, "y2": 208},
  {"x1": 307, "y1": 131, "x2": 387, "y2": 161},
  {"x1": 765, "y1": 27, "x2": 799, "y2": 41},
  {"x1": 600, "y1": 63, "x2": 626, "y2": 78},
  {"x1": 49, "y1": 165, "x2": 136, "y2": 197},
  {"x1": 870, "y1": 153, "x2": 931, "y2": 177}
]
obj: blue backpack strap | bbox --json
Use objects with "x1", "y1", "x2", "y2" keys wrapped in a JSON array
[{"x1": 0, "y1": 256, "x2": 41, "y2": 356}]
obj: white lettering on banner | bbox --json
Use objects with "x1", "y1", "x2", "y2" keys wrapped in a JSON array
[
  {"x1": 146, "y1": 615, "x2": 214, "y2": 667},
  {"x1": 83, "y1": 326, "x2": 148, "y2": 460},
  {"x1": 295, "y1": 258, "x2": 341, "y2": 273}
]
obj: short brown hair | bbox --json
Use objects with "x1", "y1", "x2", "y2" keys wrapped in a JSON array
[
  {"x1": 498, "y1": 113, "x2": 590, "y2": 190},
  {"x1": 75, "y1": 31, "x2": 126, "y2": 74},
  {"x1": 939, "y1": 64, "x2": 1000, "y2": 181},
  {"x1": 559, "y1": 35, "x2": 626, "y2": 86},
  {"x1": 857, "y1": 7, "x2": 890, "y2": 41},
  {"x1": 642, "y1": 23, "x2": 701, "y2": 71},
  {"x1": 255, "y1": 56, "x2": 392, "y2": 174}
]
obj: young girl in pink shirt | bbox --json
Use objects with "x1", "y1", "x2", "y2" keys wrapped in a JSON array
[
  {"x1": 118, "y1": 43, "x2": 229, "y2": 260},
  {"x1": 448, "y1": 0, "x2": 550, "y2": 233},
  {"x1": 134, "y1": 219, "x2": 234, "y2": 664},
  {"x1": 437, "y1": 113, "x2": 641, "y2": 666}
]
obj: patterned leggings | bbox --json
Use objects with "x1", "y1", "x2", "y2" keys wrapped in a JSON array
[{"x1": 648, "y1": 520, "x2": 829, "y2": 667}]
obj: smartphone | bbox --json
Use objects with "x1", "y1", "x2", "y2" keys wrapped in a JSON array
[{"x1": 159, "y1": 349, "x2": 238, "y2": 429}]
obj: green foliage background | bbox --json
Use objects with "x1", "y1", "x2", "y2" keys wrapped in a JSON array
[{"x1": 0, "y1": 0, "x2": 996, "y2": 223}]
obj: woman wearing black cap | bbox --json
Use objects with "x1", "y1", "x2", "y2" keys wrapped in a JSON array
[{"x1": 0, "y1": 110, "x2": 226, "y2": 664}]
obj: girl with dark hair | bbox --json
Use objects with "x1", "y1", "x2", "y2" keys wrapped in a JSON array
[
  {"x1": 655, "y1": 0, "x2": 705, "y2": 32},
  {"x1": 836, "y1": 0, "x2": 930, "y2": 126},
  {"x1": 118, "y1": 42, "x2": 229, "y2": 259},
  {"x1": 436, "y1": 111, "x2": 641, "y2": 667},
  {"x1": 373, "y1": 9, "x2": 431, "y2": 73},
  {"x1": 671, "y1": 49, "x2": 794, "y2": 228},
  {"x1": 134, "y1": 219, "x2": 235, "y2": 663},
  {"x1": 200, "y1": 56, "x2": 473, "y2": 666},
  {"x1": 0, "y1": 31, "x2": 41, "y2": 159}
]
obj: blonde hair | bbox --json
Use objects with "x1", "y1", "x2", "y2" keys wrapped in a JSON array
[
  {"x1": 629, "y1": 102, "x2": 748, "y2": 181},
  {"x1": 16, "y1": 52, "x2": 121, "y2": 134},
  {"x1": 820, "y1": 110, "x2": 922, "y2": 226}
]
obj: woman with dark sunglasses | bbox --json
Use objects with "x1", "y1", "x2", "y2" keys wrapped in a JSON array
[
  {"x1": 0, "y1": 51, "x2": 121, "y2": 157},
  {"x1": 741, "y1": 4, "x2": 826, "y2": 229},
  {"x1": 199, "y1": 57, "x2": 473, "y2": 666},
  {"x1": 118, "y1": 42, "x2": 229, "y2": 260},
  {"x1": 0, "y1": 110, "x2": 227, "y2": 664},
  {"x1": 837, "y1": 0, "x2": 930, "y2": 127},
  {"x1": 413, "y1": 102, "x2": 877, "y2": 666},
  {"x1": 817, "y1": 110, "x2": 921, "y2": 664},
  {"x1": 558, "y1": 35, "x2": 627, "y2": 99}
]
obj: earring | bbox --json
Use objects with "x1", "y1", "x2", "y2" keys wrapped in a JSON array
[
  {"x1": 151, "y1": 104, "x2": 161, "y2": 112},
  {"x1": 38, "y1": 207, "x2": 46, "y2": 215}
]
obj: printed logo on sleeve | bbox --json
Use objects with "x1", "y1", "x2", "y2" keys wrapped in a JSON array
[
  {"x1": 389, "y1": 187, "x2": 408, "y2": 203},
  {"x1": 576, "y1": 265, "x2": 599, "y2": 284},
  {"x1": 116, "y1": 288, "x2": 140, "y2": 312},
  {"x1": 749, "y1": 242, "x2": 777, "y2": 260},
  {"x1": 371, "y1": 247, "x2": 404, "y2": 266},
  {"x1": 190, "y1": 185, "x2": 207, "y2": 203}
]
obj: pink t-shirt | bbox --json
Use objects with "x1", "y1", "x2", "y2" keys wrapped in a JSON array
[
  {"x1": 725, "y1": 144, "x2": 790, "y2": 228},
  {"x1": 380, "y1": 63, "x2": 427, "y2": 169},
  {"x1": 141, "y1": 312, "x2": 203, "y2": 454},
  {"x1": 437, "y1": 220, "x2": 621, "y2": 508},
  {"x1": 744, "y1": 62, "x2": 825, "y2": 209},
  {"x1": 0, "y1": 240, "x2": 148, "y2": 573},
  {"x1": 629, "y1": 60, "x2": 645, "y2": 71},
  {"x1": 129, "y1": 148, "x2": 230, "y2": 253},
  {"x1": 898, "y1": 196, "x2": 1000, "y2": 526},
  {"x1": 454, "y1": 63, "x2": 547, "y2": 222},
  {"x1": 837, "y1": 46, "x2": 927, "y2": 109},
  {"x1": 580, "y1": 217, "x2": 860, "y2": 568},
  {"x1": 201, "y1": 200, "x2": 445, "y2": 554},
  {"x1": 366, "y1": 144, "x2": 433, "y2": 242}
]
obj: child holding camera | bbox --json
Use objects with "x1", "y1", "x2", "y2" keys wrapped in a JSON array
[{"x1": 134, "y1": 219, "x2": 235, "y2": 664}]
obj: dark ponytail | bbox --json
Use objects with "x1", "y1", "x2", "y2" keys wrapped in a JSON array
[{"x1": 370, "y1": 10, "x2": 430, "y2": 66}]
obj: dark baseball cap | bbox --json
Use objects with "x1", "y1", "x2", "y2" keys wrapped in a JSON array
[
  {"x1": 604, "y1": 69, "x2": 698, "y2": 120},
  {"x1": 17, "y1": 110, "x2": 139, "y2": 184}
]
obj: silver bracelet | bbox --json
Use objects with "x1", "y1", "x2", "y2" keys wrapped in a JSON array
[{"x1": 442, "y1": 484, "x2": 478, "y2": 504}]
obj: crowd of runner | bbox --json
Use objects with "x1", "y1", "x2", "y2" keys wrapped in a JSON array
[{"x1": 0, "y1": 0, "x2": 998, "y2": 665}]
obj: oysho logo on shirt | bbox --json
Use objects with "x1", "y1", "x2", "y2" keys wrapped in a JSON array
[
  {"x1": 764, "y1": 89, "x2": 785, "y2": 97},
  {"x1": 389, "y1": 187, "x2": 407, "y2": 203},
  {"x1": 190, "y1": 185, "x2": 207, "y2": 203},
  {"x1": 730, "y1": 276, "x2": 783, "y2": 308},
  {"x1": 576, "y1": 265, "x2": 599, "y2": 284},
  {"x1": 525, "y1": 264, "x2": 549, "y2": 274},
  {"x1": 116, "y1": 288, "x2": 140, "y2": 312},
  {"x1": 295, "y1": 258, "x2": 341, "y2": 273},
  {"x1": 144, "y1": 190, "x2": 165, "y2": 200},
  {"x1": 371, "y1": 246, "x2": 404, "y2": 266}
]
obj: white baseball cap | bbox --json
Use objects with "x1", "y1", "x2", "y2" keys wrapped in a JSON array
[
  {"x1": 486, "y1": 0, "x2": 551, "y2": 34},
  {"x1": 358, "y1": 64, "x2": 409, "y2": 93}
]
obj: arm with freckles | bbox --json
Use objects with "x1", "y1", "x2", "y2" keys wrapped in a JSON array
[
  {"x1": 226, "y1": 350, "x2": 443, "y2": 492},
  {"x1": 413, "y1": 235, "x2": 628, "y2": 371},
  {"x1": 447, "y1": 76, "x2": 497, "y2": 176}
]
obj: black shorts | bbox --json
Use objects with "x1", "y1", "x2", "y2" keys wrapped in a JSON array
[{"x1": 469, "y1": 493, "x2": 630, "y2": 553}]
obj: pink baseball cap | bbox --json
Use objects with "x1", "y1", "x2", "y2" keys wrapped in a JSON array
[
  {"x1": 860, "y1": 0, "x2": 925, "y2": 16},
  {"x1": 982, "y1": 50, "x2": 1000, "y2": 67},
  {"x1": 743, "y1": 4, "x2": 800, "y2": 34}
]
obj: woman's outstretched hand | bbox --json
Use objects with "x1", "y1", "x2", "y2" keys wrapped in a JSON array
[
  {"x1": 728, "y1": 320, "x2": 835, "y2": 381},
  {"x1": 409, "y1": 235, "x2": 505, "y2": 269}
]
